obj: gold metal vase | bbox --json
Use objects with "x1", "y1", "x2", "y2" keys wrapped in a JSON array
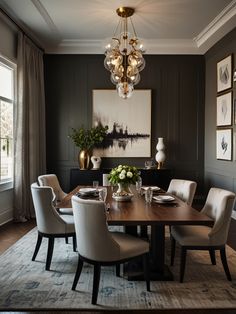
[{"x1": 78, "y1": 149, "x2": 90, "y2": 170}]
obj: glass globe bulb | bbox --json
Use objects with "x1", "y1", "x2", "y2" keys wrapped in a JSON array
[
  {"x1": 103, "y1": 37, "x2": 120, "y2": 53},
  {"x1": 117, "y1": 82, "x2": 134, "y2": 99},
  {"x1": 111, "y1": 73, "x2": 121, "y2": 85},
  {"x1": 129, "y1": 72, "x2": 140, "y2": 85}
]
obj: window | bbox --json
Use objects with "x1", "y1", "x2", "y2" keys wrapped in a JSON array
[{"x1": 0, "y1": 57, "x2": 16, "y2": 184}]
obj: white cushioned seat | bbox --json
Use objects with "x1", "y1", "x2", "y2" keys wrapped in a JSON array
[
  {"x1": 171, "y1": 225, "x2": 211, "y2": 246},
  {"x1": 112, "y1": 232, "x2": 149, "y2": 260}
]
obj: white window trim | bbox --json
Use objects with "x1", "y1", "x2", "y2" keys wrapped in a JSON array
[{"x1": 0, "y1": 55, "x2": 16, "y2": 190}]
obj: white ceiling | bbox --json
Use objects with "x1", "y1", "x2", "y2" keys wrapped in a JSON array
[{"x1": 0, "y1": 0, "x2": 236, "y2": 54}]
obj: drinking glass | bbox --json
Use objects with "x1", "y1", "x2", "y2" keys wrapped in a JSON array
[
  {"x1": 93, "y1": 180, "x2": 99, "y2": 190},
  {"x1": 136, "y1": 176, "x2": 142, "y2": 195},
  {"x1": 145, "y1": 187, "x2": 153, "y2": 203},
  {"x1": 99, "y1": 187, "x2": 107, "y2": 202}
]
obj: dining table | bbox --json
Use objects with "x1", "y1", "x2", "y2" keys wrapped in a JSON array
[{"x1": 58, "y1": 185, "x2": 213, "y2": 281}]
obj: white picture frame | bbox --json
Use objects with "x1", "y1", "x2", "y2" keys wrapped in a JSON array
[
  {"x1": 217, "y1": 54, "x2": 232, "y2": 93},
  {"x1": 216, "y1": 129, "x2": 232, "y2": 161},
  {"x1": 216, "y1": 92, "x2": 232, "y2": 126},
  {"x1": 92, "y1": 89, "x2": 151, "y2": 157}
]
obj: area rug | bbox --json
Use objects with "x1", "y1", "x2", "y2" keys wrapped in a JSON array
[{"x1": 0, "y1": 227, "x2": 236, "y2": 310}]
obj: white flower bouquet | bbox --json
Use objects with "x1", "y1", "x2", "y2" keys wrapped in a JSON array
[{"x1": 108, "y1": 165, "x2": 140, "y2": 185}]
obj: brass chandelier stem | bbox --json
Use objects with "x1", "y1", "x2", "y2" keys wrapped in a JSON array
[{"x1": 104, "y1": 6, "x2": 145, "y2": 99}]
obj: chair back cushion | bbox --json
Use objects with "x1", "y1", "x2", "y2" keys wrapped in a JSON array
[
  {"x1": 31, "y1": 183, "x2": 67, "y2": 234},
  {"x1": 167, "y1": 179, "x2": 197, "y2": 206},
  {"x1": 72, "y1": 196, "x2": 120, "y2": 262},
  {"x1": 38, "y1": 174, "x2": 67, "y2": 202},
  {"x1": 201, "y1": 187, "x2": 235, "y2": 245}
]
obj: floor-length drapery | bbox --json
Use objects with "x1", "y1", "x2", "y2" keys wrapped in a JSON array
[{"x1": 13, "y1": 32, "x2": 46, "y2": 220}]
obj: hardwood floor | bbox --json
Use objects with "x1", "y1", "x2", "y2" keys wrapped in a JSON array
[
  {"x1": 0, "y1": 219, "x2": 36, "y2": 254},
  {"x1": 0, "y1": 218, "x2": 236, "y2": 314}
]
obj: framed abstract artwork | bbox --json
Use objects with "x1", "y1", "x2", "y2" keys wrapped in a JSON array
[
  {"x1": 216, "y1": 92, "x2": 232, "y2": 126},
  {"x1": 92, "y1": 89, "x2": 151, "y2": 157},
  {"x1": 216, "y1": 129, "x2": 232, "y2": 160},
  {"x1": 217, "y1": 54, "x2": 232, "y2": 93}
]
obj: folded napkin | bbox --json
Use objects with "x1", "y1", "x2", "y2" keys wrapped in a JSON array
[{"x1": 141, "y1": 186, "x2": 160, "y2": 191}]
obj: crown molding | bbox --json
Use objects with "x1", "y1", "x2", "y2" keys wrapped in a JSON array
[
  {"x1": 194, "y1": 0, "x2": 236, "y2": 53},
  {"x1": 46, "y1": 38, "x2": 201, "y2": 55},
  {"x1": 30, "y1": 0, "x2": 61, "y2": 41}
]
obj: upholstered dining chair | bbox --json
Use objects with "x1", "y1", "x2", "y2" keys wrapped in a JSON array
[
  {"x1": 38, "y1": 174, "x2": 73, "y2": 215},
  {"x1": 170, "y1": 187, "x2": 236, "y2": 282},
  {"x1": 71, "y1": 196, "x2": 150, "y2": 304},
  {"x1": 167, "y1": 179, "x2": 197, "y2": 206},
  {"x1": 31, "y1": 183, "x2": 76, "y2": 270}
]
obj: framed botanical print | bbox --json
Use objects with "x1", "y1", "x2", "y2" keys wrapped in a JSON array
[
  {"x1": 216, "y1": 92, "x2": 232, "y2": 126},
  {"x1": 92, "y1": 89, "x2": 151, "y2": 157},
  {"x1": 217, "y1": 54, "x2": 232, "y2": 93},
  {"x1": 216, "y1": 128, "x2": 232, "y2": 160}
]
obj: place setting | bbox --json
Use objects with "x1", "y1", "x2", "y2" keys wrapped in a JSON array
[{"x1": 152, "y1": 194, "x2": 178, "y2": 206}]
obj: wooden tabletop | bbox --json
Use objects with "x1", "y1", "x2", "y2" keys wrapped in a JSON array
[{"x1": 58, "y1": 186, "x2": 213, "y2": 227}]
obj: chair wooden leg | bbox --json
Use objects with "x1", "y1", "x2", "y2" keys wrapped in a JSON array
[
  {"x1": 32, "y1": 233, "x2": 43, "y2": 261},
  {"x1": 220, "y1": 246, "x2": 232, "y2": 281},
  {"x1": 143, "y1": 253, "x2": 150, "y2": 291},
  {"x1": 72, "y1": 235, "x2": 77, "y2": 252},
  {"x1": 92, "y1": 264, "x2": 101, "y2": 305},
  {"x1": 209, "y1": 249, "x2": 216, "y2": 265},
  {"x1": 65, "y1": 236, "x2": 69, "y2": 244},
  {"x1": 46, "y1": 237, "x2": 54, "y2": 270},
  {"x1": 116, "y1": 264, "x2": 120, "y2": 277},
  {"x1": 180, "y1": 247, "x2": 187, "y2": 283},
  {"x1": 72, "y1": 256, "x2": 84, "y2": 290},
  {"x1": 170, "y1": 235, "x2": 176, "y2": 266}
]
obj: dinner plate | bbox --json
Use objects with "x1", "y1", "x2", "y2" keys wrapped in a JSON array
[
  {"x1": 153, "y1": 195, "x2": 175, "y2": 203},
  {"x1": 79, "y1": 188, "x2": 97, "y2": 195},
  {"x1": 142, "y1": 186, "x2": 160, "y2": 191}
]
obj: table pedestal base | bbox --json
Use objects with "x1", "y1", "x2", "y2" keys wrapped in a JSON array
[{"x1": 123, "y1": 258, "x2": 174, "y2": 281}]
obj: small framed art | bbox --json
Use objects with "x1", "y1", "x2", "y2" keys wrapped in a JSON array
[
  {"x1": 217, "y1": 54, "x2": 232, "y2": 93},
  {"x1": 216, "y1": 128, "x2": 232, "y2": 160},
  {"x1": 216, "y1": 92, "x2": 232, "y2": 126}
]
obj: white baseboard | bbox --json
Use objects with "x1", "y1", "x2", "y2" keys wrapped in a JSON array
[
  {"x1": 0, "y1": 208, "x2": 13, "y2": 226},
  {"x1": 232, "y1": 211, "x2": 236, "y2": 220}
]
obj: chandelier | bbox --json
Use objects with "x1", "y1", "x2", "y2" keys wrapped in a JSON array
[{"x1": 104, "y1": 7, "x2": 145, "y2": 99}]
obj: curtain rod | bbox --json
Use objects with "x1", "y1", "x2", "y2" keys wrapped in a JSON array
[{"x1": 0, "y1": 7, "x2": 45, "y2": 53}]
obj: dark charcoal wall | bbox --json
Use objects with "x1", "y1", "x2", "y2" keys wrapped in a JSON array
[
  {"x1": 205, "y1": 27, "x2": 236, "y2": 197},
  {"x1": 44, "y1": 54, "x2": 205, "y2": 192}
]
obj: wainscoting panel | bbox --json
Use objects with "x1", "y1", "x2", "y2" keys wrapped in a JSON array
[
  {"x1": 44, "y1": 55, "x2": 205, "y2": 192},
  {"x1": 0, "y1": 189, "x2": 13, "y2": 225}
]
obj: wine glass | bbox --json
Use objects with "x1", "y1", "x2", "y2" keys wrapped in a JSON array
[
  {"x1": 99, "y1": 187, "x2": 107, "y2": 202},
  {"x1": 145, "y1": 187, "x2": 153, "y2": 204},
  {"x1": 136, "y1": 176, "x2": 142, "y2": 195}
]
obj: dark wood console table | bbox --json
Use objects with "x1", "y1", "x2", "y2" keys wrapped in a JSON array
[{"x1": 70, "y1": 168, "x2": 172, "y2": 191}]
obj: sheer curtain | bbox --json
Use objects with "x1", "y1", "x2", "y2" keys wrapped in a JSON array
[{"x1": 13, "y1": 32, "x2": 46, "y2": 221}]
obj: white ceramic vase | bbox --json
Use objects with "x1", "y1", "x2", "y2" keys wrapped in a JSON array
[
  {"x1": 91, "y1": 155, "x2": 101, "y2": 170},
  {"x1": 155, "y1": 137, "x2": 166, "y2": 169}
]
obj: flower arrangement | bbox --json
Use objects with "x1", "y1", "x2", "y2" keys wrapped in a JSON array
[
  {"x1": 69, "y1": 125, "x2": 108, "y2": 150},
  {"x1": 108, "y1": 165, "x2": 140, "y2": 185}
]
